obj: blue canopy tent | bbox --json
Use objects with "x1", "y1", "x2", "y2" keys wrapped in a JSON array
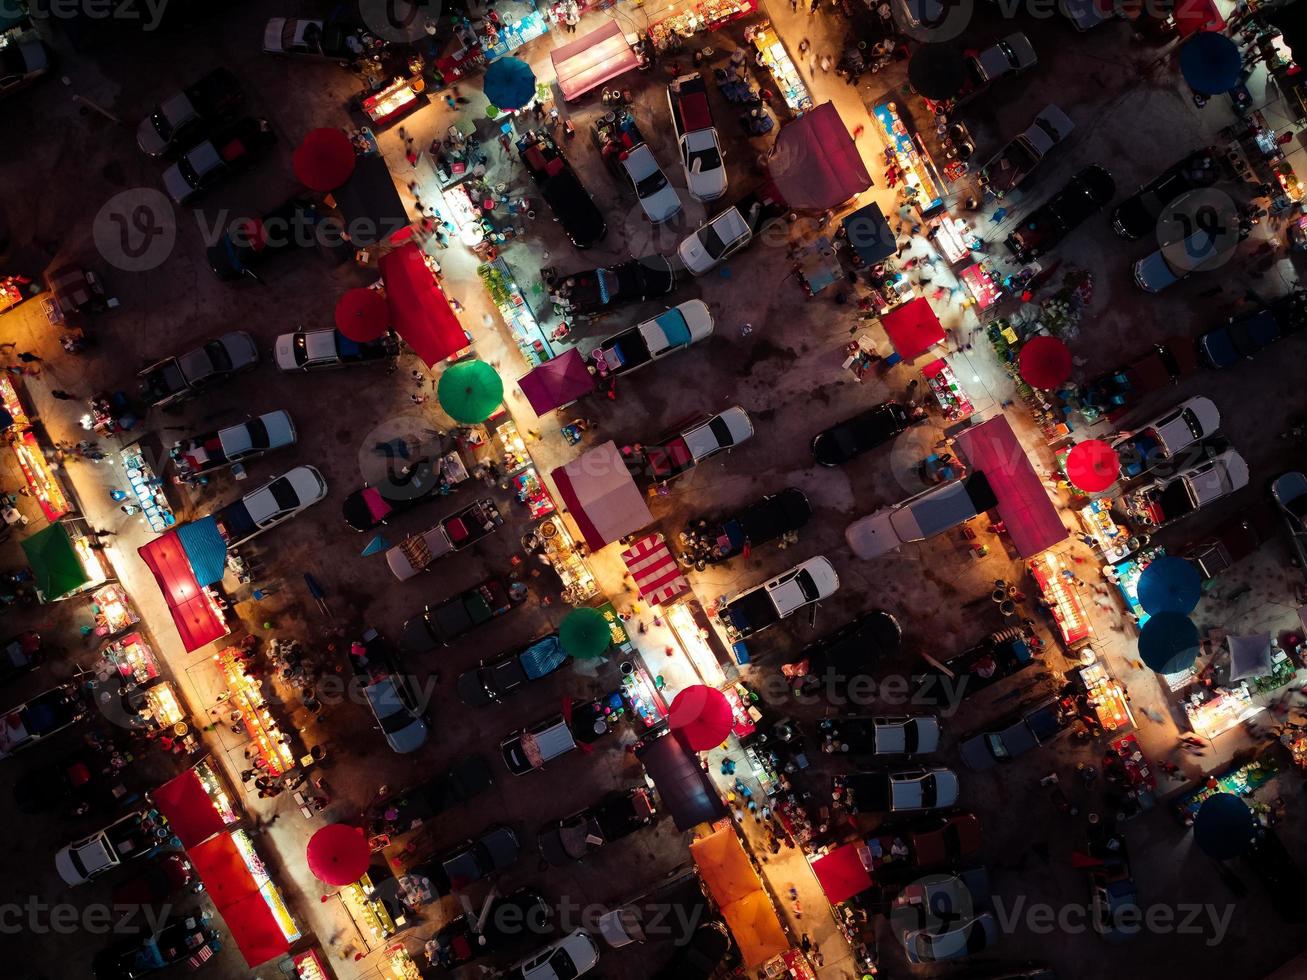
[
  {"x1": 176, "y1": 518, "x2": 228, "y2": 587},
  {"x1": 1138, "y1": 611, "x2": 1200, "y2": 674},
  {"x1": 1180, "y1": 32, "x2": 1243, "y2": 94},
  {"x1": 483, "y1": 56, "x2": 537, "y2": 111},
  {"x1": 1194, "y1": 792, "x2": 1257, "y2": 860},
  {"x1": 842, "y1": 202, "x2": 896, "y2": 265},
  {"x1": 1137, "y1": 556, "x2": 1202, "y2": 616}
]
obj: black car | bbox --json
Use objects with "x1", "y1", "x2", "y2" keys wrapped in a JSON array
[
  {"x1": 1111, "y1": 147, "x2": 1221, "y2": 240},
  {"x1": 811, "y1": 402, "x2": 913, "y2": 466},
  {"x1": 456, "y1": 634, "x2": 570, "y2": 706},
  {"x1": 371, "y1": 757, "x2": 495, "y2": 835},
  {"x1": 400, "y1": 578, "x2": 516, "y2": 654},
  {"x1": 92, "y1": 915, "x2": 221, "y2": 979},
  {"x1": 430, "y1": 888, "x2": 554, "y2": 968},
  {"x1": 519, "y1": 132, "x2": 607, "y2": 249},
  {"x1": 207, "y1": 196, "x2": 321, "y2": 282},
  {"x1": 1005, "y1": 165, "x2": 1115, "y2": 261},
  {"x1": 538, "y1": 788, "x2": 656, "y2": 865},
  {"x1": 1197, "y1": 308, "x2": 1281, "y2": 368},
  {"x1": 554, "y1": 256, "x2": 678, "y2": 316},
  {"x1": 342, "y1": 455, "x2": 460, "y2": 531},
  {"x1": 683, "y1": 487, "x2": 812, "y2": 566},
  {"x1": 653, "y1": 922, "x2": 736, "y2": 980},
  {"x1": 789, "y1": 610, "x2": 902, "y2": 686}
]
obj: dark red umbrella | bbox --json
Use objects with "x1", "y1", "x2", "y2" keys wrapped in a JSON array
[
  {"x1": 334, "y1": 287, "x2": 389, "y2": 342},
  {"x1": 306, "y1": 824, "x2": 370, "y2": 886},
  {"x1": 1019, "y1": 336, "x2": 1073, "y2": 390},
  {"x1": 1065, "y1": 439, "x2": 1119, "y2": 493},
  {"x1": 293, "y1": 128, "x2": 357, "y2": 192},
  {"x1": 668, "y1": 684, "x2": 733, "y2": 751}
]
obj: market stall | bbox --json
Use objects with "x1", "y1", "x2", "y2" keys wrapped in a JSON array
[
  {"x1": 89, "y1": 583, "x2": 139, "y2": 637},
  {"x1": 1185, "y1": 684, "x2": 1263, "y2": 741},
  {"x1": 621, "y1": 533, "x2": 690, "y2": 607},
  {"x1": 635, "y1": 730, "x2": 728, "y2": 829},
  {"x1": 188, "y1": 830, "x2": 300, "y2": 967},
  {"x1": 690, "y1": 826, "x2": 789, "y2": 966},
  {"x1": 921, "y1": 357, "x2": 975, "y2": 422},
  {"x1": 479, "y1": 258, "x2": 554, "y2": 367},
  {"x1": 841, "y1": 201, "x2": 896, "y2": 267},
  {"x1": 103, "y1": 631, "x2": 161, "y2": 688},
  {"x1": 492, "y1": 416, "x2": 532, "y2": 476},
  {"x1": 872, "y1": 101, "x2": 946, "y2": 216},
  {"x1": 548, "y1": 441, "x2": 653, "y2": 551},
  {"x1": 379, "y1": 239, "x2": 469, "y2": 367},
  {"x1": 1173, "y1": 756, "x2": 1279, "y2": 823},
  {"x1": 151, "y1": 758, "x2": 242, "y2": 847},
  {"x1": 1078, "y1": 499, "x2": 1133, "y2": 563},
  {"x1": 1030, "y1": 551, "x2": 1092, "y2": 647},
  {"x1": 339, "y1": 865, "x2": 405, "y2": 951},
  {"x1": 646, "y1": 0, "x2": 757, "y2": 51},
  {"x1": 551, "y1": 19, "x2": 639, "y2": 101},
  {"x1": 22, "y1": 519, "x2": 110, "y2": 602},
  {"x1": 879, "y1": 296, "x2": 944, "y2": 362},
  {"x1": 768, "y1": 102, "x2": 871, "y2": 211},
  {"x1": 433, "y1": 179, "x2": 486, "y2": 246},
  {"x1": 811, "y1": 842, "x2": 873, "y2": 905},
  {"x1": 215, "y1": 648, "x2": 296, "y2": 776},
  {"x1": 138, "y1": 531, "x2": 231, "y2": 652},
  {"x1": 2, "y1": 375, "x2": 72, "y2": 519},
  {"x1": 929, "y1": 212, "x2": 975, "y2": 265},
  {"x1": 1109, "y1": 548, "x2": 1164, "y2": 628},
  {"x1": 1075, "y1": 653, "x2": 1135, "y2": 733},
  {"x1": 360, "y1": 76, "x2": 425, "y2": 128},
  {"x1": 517, "y1": 347, "x2": 596, "y2": 416},
  {"x1": 121, "y1": 442, "x2": 175, "y2": 532},
  {"x1": 794, "y1": 236, "x2": 844, "y2": 296},
  {"x1": 483, "y1": 0, "x2": 549, "y2": 59},
  {"x1": 745, "y1": 21, "x2": 812, "y2": 114},
  {"x1": 1111, "y1": 732, "x2": 1156, "y2": 816},
  {"x1": 291, "y1": 949, "x2": 333, "y2": 980},
  {"x1": 331, "y1": 153, "x2": 410, "y2": 248},
  {"x1": 524, "y1": 515, "x2": 599, "y2": 605},
  {"x1": 379, "y1": 942, "x2": 423, "y2": 980},
  {"x1": 959, "y1": 261, "x2": 1003, "y2": 311}
]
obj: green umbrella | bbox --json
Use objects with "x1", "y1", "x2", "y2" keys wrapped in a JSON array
[
  {"x1": 437, "y1": 360, "x2": 503, "y2": 424},
  {"x1": 560, "y1": 607, "x2": 612, "y2": 660}
]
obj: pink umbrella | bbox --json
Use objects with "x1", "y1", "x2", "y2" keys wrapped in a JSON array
[
  {"x1": 334, "y1": 288, "x2": 389, "y2": 342},
  {"x1": 306, "y1": 824, "x2": 370, "y2": 886},
  {"x1": 1018, "y1": 336, "x2": 1072, "y2": 390},
  {"x1": 1065, "y1": 439, "x2": 1120, "y2": 493},
  {"x1": 293, "y1": 128, "x2": 357, "y2": 192},
  {"x1": 668, "y1": 685, "x2": 733, "y2": 751}
]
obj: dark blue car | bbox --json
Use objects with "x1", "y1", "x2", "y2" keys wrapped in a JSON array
[{"x1": 1198, "y1": 309, "x2": 1280, "y2": 368}]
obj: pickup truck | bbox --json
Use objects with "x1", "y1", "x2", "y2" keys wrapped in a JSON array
[
  {"x1": 136, "y1": 67, "x2": 244, "y2": 157},
  {"x1": 457, "y1": 633, "x2": 571, "y2": 706},
  {"x1": 342, "y1": 451, "x2": 471, "y2": 532},
  {"x1": 595, "y1": 300, "x2": 714, "y2": 378},
  {"x1": 959, "y1": 697, "x2": 1070, "y2": 771},
  {"x1": 208, "y1": 196, "x2": 321, "y2": 282},
  {"x1": 171, "y1": 410, "x2": 297, "y2": 475},
  {"x1": 369, "y1": 756, "x2": 494, "y2": 835},
  {"x1": 977, "y1": 105, "x2": 1073, "y2": 198},
  {"x1": 552, "y1": 257, "x2": 677, "y2": 318},
  {"x1": 644, "y1": 406, "x2": 754, "y2": 482},
  {"x1": 161, "y1": 117, "x2": 278, "y2": 205},
  {"x1": 518, "y1": 131, "x2": 607, "y2": 249},
  {"x1": 1082, "y1": 338, "x2": 1199, "y2": 417},
  {"x1": 911, "y1": 630, "x2": 1038, "y2": 704},
  {"x1": 593, "y1": 110, "x2": 681, "y2": 223},
  {"x1": 1111, "y1": 396, "x2": 1220, "y2": 480},
  {"x1": 212, "y1": 465, "x2": 328, "y2": 547},
  {"x1": 818, "y1": 715, "x2": 942, "y2": 756},
  {"x1": 1004, "y1": 165, "x2": 1115, "y2": 262},
  {"x1": 682, "y1": 487, "x2": 811, "y2": 566},
  {"x1": 385, "y1": 498, "x2": 504, "y2": 581},
  {"x1": 139, "y1": 330, "x2": 260, "y2": 408},
  {"x1": 276, "y1": 326, "x2": 398, "y2": 372},
  {"x1": 1124, "y1": 449, "x2": 1249, "y2": 529},
  {"x1": 719, "y1": 555, "x2": 840, "y2": 639},
  {"x1": 55, "y1": 809, "x2": 163, "y2": 886},
  {"x1": 833, "y1": 767, "x2": 960, "y2": 813},
  {"x1": 668, "y1": 73, "x2": 727, "y2": 202},
  {"x1": 400, "y1": 578, "x2": 517, "y2": 654}
]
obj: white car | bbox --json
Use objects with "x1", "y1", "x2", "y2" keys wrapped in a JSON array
[
  {"x1": 1129, "y1": 448, "x2": 1249, "y2": 528},
  {"x1": 594, "y1": 300, "x2": 713, "y2": 377},
  {"x1": 263, "y1": 18, "x2": 362, "y2": 59},
  {"x1": 1112, "y1": 396, "x2": 1219, "y2": 477},
  {"x1": 821, "y1": 716, "x2": 942, "y2": 756},
  {"x1": 362, "y1": 675, "x2": 430, "y2": 753},
  {"x1": 645, "y1": 406, "x2": 754, "y2": 481},
  {"x1": 668, "y1": 73, "x2": 727, "y2": 203},
  {"x1": 720, "y1": 556, "x2": 840, "y2": 638},
  {"x1": 968, "y1": 33, "x2": 1037, "y2": 84},
  {"x1": 678, "y1": 207, "x2": 752, "y2": 276},
  {"x1": 518, "y1": 930, "x2": 601, "y2": 980},
  {"x1": 890, "y1": 767, "x2": 960, "y2": 812},
  {"x1": 175, "y1": 411, "x2": 298, "y2": 473},
  {"x1": 621, "y1": 144, "x2": 682, "y2": 224},
  {"x1": 55, "y1": 810, "x2": 158, "y2": 886},
  {"x1": 0, "y1": 40, "x2": 50, "y2": 99},
  {"x1": 1272, "y1": 471, "x2": 1307, "y2": 569},
  {"x1": 904, "y1": 913, "x2": 999, "y2": 963},
  {"x1": 846, "y1": 473, "x2": 998, "y2": 560},
  {"x1": 217, "y1": 465, "x2": 328, "y2": 546},
  {"x1": 274, "y1": 328, "x2": 396, "y2": 371}
]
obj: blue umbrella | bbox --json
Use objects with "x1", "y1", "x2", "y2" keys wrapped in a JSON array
[
  {"x1": 483, "y1": 57, "x2": 536, "y2": 111},
  {"x1": 1194, "y1": 793, "x2": 1257, "y2": 860},
  {"x1": 1137, "y1": 611, "x2": 1200, "y2": 674},
  {"x1": 361, "y1": 534, "x2": 389, "y2": 557},
  {"x1": 1137, "y1": 556, "x2": 1202, "y2": 616},
  {"x1": 1180, "y1": 32, "x2": 1243, "y2": 95}
]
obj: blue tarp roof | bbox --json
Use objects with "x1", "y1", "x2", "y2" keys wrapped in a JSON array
[{"x1": 177, "y1": 517, "x2": 228, "y2": 587}]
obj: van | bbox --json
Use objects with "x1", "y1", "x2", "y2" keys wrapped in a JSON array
[{"x1": 501, "y1": 714, "x2": 577, "y2": 774}]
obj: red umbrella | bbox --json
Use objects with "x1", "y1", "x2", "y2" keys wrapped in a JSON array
[
  {"x1": 1065, "y1": 439, "x2": 1120, "y2": 493},
  {"x1": 1018, "y1": 336, "x2": 1073, "y2": 390},
  {"x1": 306, "y1": 824, "x2": 370, "y2": 886},
  {"x1": 668, "y1": 684, "x2": 733, "y2": 751},
  {"x1": 293, "y1": 128, "x2": 357, "y2": 192},
  {"x1": 334, "y1": 288, "x2": 389, "y2": 342}
]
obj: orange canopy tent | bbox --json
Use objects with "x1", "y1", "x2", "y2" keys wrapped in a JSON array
[{"x1": 691, "y1": 827, "x2": 789, "y2": 966}]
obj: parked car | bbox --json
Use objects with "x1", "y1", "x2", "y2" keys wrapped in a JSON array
[
  {"x1": 361, "y1": 673, "x2": 429, "y2": 753},
  {"x1": 719, "y1": 555, "x2": 839, "y2": 638},
  {"x1": 457, "y1": 634, "x2": 570, "y2": 706},
  {"x1": 598, "y1": 870, "x2": 709, "y2": 948},
  {"x1": 516, "y1": 930, "x2": 601, "y2": 980},
  {"x1": 818, "y1": 715, "x2": 941, "y2": 756},
  {"x1": 906, "y1": 812, "x2": 983, "y2": 868},
  {"x1": 139, "y1": 330, "x2": 259, "y2": 408},
  {"x1": 0, "y1": 684, "x2": 86, "y2": 760},
  {"x1": 895, "y1": 868, "x2": 991, "y2": 931},
  {"x1": 644, "y1": 406, "x2": 754, "y2": 481},
  {"x1": 340, "y1": 454, "x2": 473, "y2": 532},
  {"x1": 594, "y1": 300, "x2": 714, "y2": 377},
  {"x1": 161, "y1": 117, "x2": 277, "y2": 205},
  {"x1": 554, "y1": 257, "x2": 678, "y2": 317},
  {"x1": 519, "y1": 132, "x2": 606, "y2": 248},
  {"x1": 430, "y1": 889, "x2": 554, "y2": 968},
  {"x1": 274, "y1": 327, "x2": 398, "y2": 371},
  {"x1": 400, "y1": 578, "x2": 516, "y2": 654},
  {"x1": 811, "y1": 402, "x2": 913, "y2": 466},
  {"x1": 678, "y1": 206, "x2": 751, "y2": 275},
  {"x1": 172, "y1": 410, "x2": 297, "y2": 474},
  {"x1": 371, "y1": 757, "x2": 494, "y2": 835},
  {"x1": 668, "y1": 72, "x2": 727, "y2": 202},
  {"x1": 1111, "y1": 396, "x2": 1220, "y2": 479},
  {"x1": 903, "y1": 912, "x2": 999, "y2": 963},
  {"x1": 384, "y1": 499, "x2": 504, "y2": 579},
  {"x1": 977, "y1": 105, "x2": 1074, "y2": 197},
  {"x1": 846, "y1": 473, "x2": 998, "y2": 560},
  {"x1": 967, "y1": 32, "x2": 1037, "y2": 85},
  {"x1": 414, "y1": 824, "x2": 521, "y2": 895},
  {"x1": 619, "y1": 142, "x2": 682, "y2": 223},
  {"x1": 1083, "y1": 337, "x2": 1200, "y2": 415},
  {"x1": 137, "y1": 67, "x2": 244, "y2": 157},
  {"x1": 207, "y1": 196, "x2": 321, "y2": 282},
  {"x1": 263, "y1": 17, "x2": 365, "y2": 59},
  {"x1": 1132, "y1": 227, "x2": 1221, "y2": 293},
  {"x1": 1091, "y1": 870, "x2": 1140, "y2": 944},
  {"x1": 791, "y1": 609, "x2": 903, "y2": 685},
  {"x1": 833, "y1": 767, "x2": 960, "y2": 813},
  {"x1": 0, "y1": 39, "x2": 50, "y2": 100},
  {"x1": 210, "y1": 465, "x2": 328, "y2": 547},
  {"x1": 1182, "y1": 506, "x2": 1279, "y2": 581},
  {"x1": 959, "y1": 697, "x2": 1070, "y2": 771},
  {"x1": 1272, "y1": 472, "x2": 1307, "y2": 570},
  {"x1": 1112, "y1": 146, "x2": 1221, "y2": 240},
  {"x1": 55, "y1": 809, "x2": 163, "y2": 886},
  {"x1": 912, "y1": 631, "x2": 1038, "y2": 705},
  {"x1": 1198, "y1": 308, "x2": 1282, "y2": 367},
  {"x1": 652, "y1": 922, "x2": 735, "y2": 980},
  {"x1": 688, "y1": 487, "x2": 812, "y2": 565},
  {"x1": 1124, "y1": 448, "x2": 1249, "y2": 528},
  {"x1": 91, "y1": 914, "x2": 221, "y2": 979},
  {"x1": 539, "y1": 788, "x2": 656, "y2": 865},
  {"x1": 502, "y1": 700, "x2": 610, "y2": 774},
  {"x1": 1004, "y1": 165, "x2": 1116, "y2": 262},
  {"x1": 1, "y1": 630, "x2": 41, "y2": 684}
]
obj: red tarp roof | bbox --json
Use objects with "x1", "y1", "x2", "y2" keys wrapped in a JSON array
[
  {"x1": 152, "y1": 769, "x2": 227, "y2": 848},
  {"x1": 138, "y1": 531, "x2": 229, "y2": 652},
  {"x1": 1173, "y1": 0, "x2": 1226, "y2": 36},
  {"x1": 551, "y1": 19, "x2": 639, "y2": 101},
  {"x1": 189, "y1": 833, "x2": 289, "y2": 967},
  {"x1": 518, "y1": 347, "x2": 596, "y2": 415},
  {"x1": 378, "y1": 239, "x2": 467, "y2": 367},
  {"x1": 768, "y1": 102, "x2": 872, "y2": 211},
  {"x1": 549, "y1": 441, "x2": 653, "y2": 550},
  {"x1": 881, "y1": 296, "x2": 945, "y2": 360},
  {"x1": 954, "y1": 414, "x2": 1068, "y2": 558},
  {"x1": 812, "y1": 842, "x2": 873, "y2": 904}
]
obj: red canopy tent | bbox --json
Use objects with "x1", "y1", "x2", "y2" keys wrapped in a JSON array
[
  {"x1": 621, "y1": 533, "x2": 689, "y2": 606},
  {"x1": 334, "y1": 287, "x2": 389, "y2": 342},
  {"x1": 292, "y1": 128, "x2": 357, "y2": 192},
  {"x1": 138, "y1": 532, "x2": 228, "y2": 652},
  {"x1": 954, "y1": 415, "x2": 1068, "y2": 558},
  {"x1": 152, "y1": 769, "x2": 227, "y2": 848},
  {"x1": 517, "y1": 348, "x2": 597, "y2": 415},
  {"x1": 189, "y1": 833, "x2": 290, "y2": 967},
  {"x1": 768, "y1": 102, "x2": 871, "y2": 211},
  {"x1": 881, "y1": 297, "x2": 945, "y2": 361},
  {"x1": 812, "y1": 843, "x2": 873, "y2": 904},
  {"x1": 549, "y1": 441, "x2": 653, "y2": 550},
  {"x1": 378, "y1": 240, "x2": 467, "y2": 366},
  {"x1": 551, "y1": 19, "x2": 639, "y2": 101}
]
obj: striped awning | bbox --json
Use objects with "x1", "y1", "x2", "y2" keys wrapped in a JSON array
[{"x1": 621, "y1": 533, "x2": 689, "y2": 606}]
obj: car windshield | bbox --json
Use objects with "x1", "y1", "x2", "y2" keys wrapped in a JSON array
[
  {"x1": 707, "y1": 415, "x2": 735, "y2": 447},
  {"x1": 701, "y1": 225, "x2": 728, "y2": 260},
  {"x1": 245, "y1": 418, "x2": 270, "y2": 449},
  {"x1": 795, "y1": 569, "x2": 819, "y2": 602},
  {"x1": 203, "y1": 341, "x2": 233, "y2": 372},
  {"x1": 985, "y1": 733, "x2": 1010, "y2": 758},
  {"x1": 67, "y1": 848, "x2": 91, "y2": 882},
  {"x1": 999, "y1": 40, "x2": 1018, "y2": 67},
  {"x1": 687, "y1": 146, "x2": 721, "y2": 174},
  {"x1": 293, "y1": 333, "x2": 309, "y2": 366},
  {"x1": 547, "y1": 948, "x2": 579, "y2": 980},
  {"x1": 177, "y1": 155, "x2": 202, "y2": 189},
  {"x1": 966, "y1": 920, "x2": 989, "y2": 951},
  {"x1": 636, "y1": 168, "x2": 668, "y2": 198},
  {"x1": 1179, "y1": 408, "x2": 1202, "y2": 440},
  {"x1": 921, "y1": 773, "x2": 937, "y2": 807},
  {"x1": 149, "y1": 109, "x2": 173, "y2": 141},
  {"x1": 380, "y1": 705, "x2": 416, "y2": 734},
  {"x1": 266, "y1": 477, "x2": 299, "y2": 513}
]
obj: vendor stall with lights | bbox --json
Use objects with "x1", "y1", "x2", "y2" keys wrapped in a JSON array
[
  {"x1": 103, "y1": 631, "x2": 162, "y2": 687},
  {"x1": 483, "y1": 0, "x2": 549, "y2": 59},
  {"x1": 1078, "y1": 499, "x2": 1133, "y2": 563},
  {"x1": 872, "y1": 101, "x2": 946, "y2": 216},
  {"x1": 1, "y1": 376, "x2": 72, "y2": 520},
  {"x1": 121, "y1": 442, "x2": 175, "y2": 533},
  {"x1": 646, "y1": 0, "x2": 757, "y2": 50},
  {"x1": 138, "y1": 680, "x2": 187, "y2": 732},
  {"x1": 494, "y1": 417, "x2": 531, "y2": 474},
  {"x1": 929, "y1": 212, "x2": 974, "y2": 264},
  {"x1": 339, "y1": 867, "x2": 403, "y2": 952},
  {"x1": 435, "y1": 179, "x2": 487, "y2": 248},
  {"x1": 1173, "y1": 756, "x2": 1278, "y2": 823},
  {"x1": 22, "y1": 519, "x2": 111, "y2": 603},
  {"x1": 745, "y1": 21, "x2": 812, "y2": 114},
  {"x1": 479, "y1": 258, "x2": 554, "y2": 367},
  {"x1": 215, "y1": 648, "x2": 296, "y2": 776},
  {"x1": 360, "y1": 76, "x2": 425, "y2": 128},
  {"x1": 1030, "y1": 551, "x2": 1092, "y2": 648},
  {"x1": 523, "y1": 515, "x2": 599, "y2": 605},
  {"x1": 1185, "y1": 683, "x2": 1263, "y2": 741},
  {"x1": 1074, "y1": 651, "x2": 1135, "y2": 734},
  {"x1": 89, "y1": 583, "x2": 140, "y2": 637},
  {"x1": 380, "y1": 942, "x2": 423, "y2": 980},
  {"x1": 959, "y1": 260, "x2": 1003, "y2": 311},
  {"x1": 921, "y1": 357, "x2": 975, "y2": 422},
  {"x1": 1108, "y1": 548, "x2": 1163, "y2": 628},
  {"x1": 291, "y1": 948, "x2": 332, "y2": 980},
  {"x1": 229, "y1": 830, "x2": 301, "y2": 945}
]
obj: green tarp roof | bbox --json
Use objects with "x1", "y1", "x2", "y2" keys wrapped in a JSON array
[{"x1": 21, "y1": 523, "x2": 89, "y2": 600}]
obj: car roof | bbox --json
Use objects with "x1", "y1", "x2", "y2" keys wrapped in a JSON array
[{"x1": 709, "y1": 207, "x2": 749, "y2": 241}]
